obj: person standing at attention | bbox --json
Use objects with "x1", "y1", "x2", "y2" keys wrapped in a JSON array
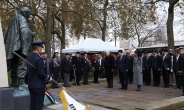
[
  {"x1": 61, "y1": 53, "x2": 72, "y2": 87},
  {"x1": 27, "y1": 42, "x2": 51, "y2": 110},
  {"x1": 133, "y1": 50, "x2": 143, "y2": 91},
  {"x1": 104, "y1": 51, "x2": 114, "y2": 88},
  {"x1": 117, "y1": 50, "x2": 128, "y2": 90},
  {"x1": 82, "y1": 53, "x2": 90, "y2": 85}
]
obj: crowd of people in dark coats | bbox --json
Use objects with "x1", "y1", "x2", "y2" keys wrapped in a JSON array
[{"x1": 40, "y1": 47, "x2": 184, "y2": 96}]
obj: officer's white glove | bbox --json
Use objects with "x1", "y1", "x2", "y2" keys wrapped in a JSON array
[{"x1": 49, "y1": 76, "x2": 52, "y2": 81}]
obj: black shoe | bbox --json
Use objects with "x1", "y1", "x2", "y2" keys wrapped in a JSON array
[
  {"x1": 119, "y1": 88, "x2": 124, "y2": 90},
  {"x1": 182, "y1": 94, "x2": 184, "y2": 96},
  {"x1": 97, "y1": 82, "x2": 100, "y2": 83},
  {"x1": 110, "y1": 86, "x2": 113, "y2": 88},
  {"x1": 123, "y1": 88, "x2": 127, "y2": 90}
]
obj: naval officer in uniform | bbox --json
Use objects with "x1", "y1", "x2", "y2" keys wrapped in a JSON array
[{"x1": 27, "y1": 42, "x2": 51, "y2": 110}]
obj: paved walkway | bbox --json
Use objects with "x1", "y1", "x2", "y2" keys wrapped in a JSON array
[{"x1": 46, "y1": 77, "x2": 183, "y2": 110}]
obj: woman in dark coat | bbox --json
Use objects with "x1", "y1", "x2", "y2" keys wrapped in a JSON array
[
  {"x1": 104, "y1": 51, "x2": 114, "y2": 88},
  {"x1": 50, "y1": 56, "x2": 60, "y2": 88}
]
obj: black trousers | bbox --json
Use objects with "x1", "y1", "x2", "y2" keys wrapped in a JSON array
[
  {"x1": 69, "y1": 70, "x2": 74, "y2": 82},
  {"x1": 162, "y1": 69, "x2": 170, "y2": 86},
  {"x1": 127, "y1": 69, "x2": 133, "y2": 83},
  {"x1": 114, "y1": 66, "x2": 118, "y2": 76},
  {"x1": 153, "y1": 69, "x2": 160, "y2": 86},
  {"x1": 52, "y1": 75, "x2": 58, "y2": 88},
  {"x1": 107, "y1": 78, "x2": 113, "y2": 87},
  {"x1": 94, "y1": 70, "x2": 99, "y2": 83},
  {"x1": 145, "y1": 68, "x2": 151, "y2": 85},
  {"x1": 99, "y1": 69, "x2": 104, "y2": 78},
  {"x1": 119, "y1": 70, "x2": 128, "y2": 88},
  {"x1": 29, "y1": 88, "x2": 45, "y2": 110},
  {"x1": 76, "y1": 75, "x2": 82, "y2": 85},
  {"x1": 143, "y1": 70, "x2": 146, "y2": 83},
  {"x1": 182, "y1": 75, "x2": 184, "y2": 93},
  {"x1": 83, "y1": 70, "x2": 89, "y2": 84},
  {"x1": 175, "y1": 71, "x2": 179, "y2": 87}
]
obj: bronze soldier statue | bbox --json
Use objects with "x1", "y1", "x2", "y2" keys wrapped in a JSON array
[{"x1": 4, "y1": 7, "x2": 35, "y2": 89}]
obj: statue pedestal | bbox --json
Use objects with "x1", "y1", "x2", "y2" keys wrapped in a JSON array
[
  {"x1": 0, "y1": 88, "x2": 14, "y2": 110},
  {"x1": 0, "y1": 88, "x2": 30, "y2": 110}
]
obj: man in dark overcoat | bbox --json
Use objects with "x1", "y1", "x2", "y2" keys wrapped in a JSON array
[
  {"x1": 72, "y1": 52, "x2": 84, "y2": 86},
  {"x1": 104, "y1": 51, "x2": 114, "y2": 88}
]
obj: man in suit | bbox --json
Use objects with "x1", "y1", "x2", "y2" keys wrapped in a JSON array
[
  {"x1": 82, "y1": 53, "x2": 90, "y2": 85},
  {"x1": 177, "y1": 48, "x2": 184, "y2": 96},
  {"x1": 92, "y1": 54, "x2": 100, "y2": 83},
  {"x1": 54, "y1": 52, "x2": 61, "y2": 64},
  {"x1": 50, "y1": 56, "x2": 60, "y2": 88},
  {"x1": 126, "y1": 51, "x2": 134, "y2": 84},
  {"x1": 151, "y1": 50, "x2": 162, "y2": 87},
  {"x1": 98, "y1": 54, "x2": 105, "y2": 78},
  {"x1": 104, "y1": 51, "x2": 115, "y2": 88},
  {"x1": 117, "y1": 50, "x2": 128, "y2": 90},
  {"x1": 113, "y1": 54, "x2": 118, "y2": 76},
  {"x1": 27, "y1": 42, "x2": 51, "y2": 110},
  {"x1": 143, "y1": 52, "x2": 152, "y2": 86},
  {"x1": 173, "y1": 51, "x2": 182, "y2": 89},
  {"x1": 161, "y1": 49, "x2": 171, "y2": 88},
  {"x1": 61, "y1": 53, "x2": 72, "y2": 87},
  {"x1": 72, "y1": 52, "x2": 84, "y2": 86},
  {"x1": 168, "y1": 49, "x2": 175, "y2": 86},
  {"x1": 69, "y1": 54, "x2": 74, "y2": 82}
]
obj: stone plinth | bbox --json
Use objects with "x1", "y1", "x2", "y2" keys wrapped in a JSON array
[{"x1": 135, "y1": 96, "x2": 184, "y2": 110}]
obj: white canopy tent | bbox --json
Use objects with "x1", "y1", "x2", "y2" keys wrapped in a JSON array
[{"x1": 62, "y1": 38, "x2": 123, "y2": 53}]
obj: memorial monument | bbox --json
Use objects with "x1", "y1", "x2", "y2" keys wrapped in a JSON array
[
  {"x1": 0, "y1": 7, "x2": 35, "y2": 110},
  {"x1": 4, "y1": 7, "x2": 35, "y2": 91}
]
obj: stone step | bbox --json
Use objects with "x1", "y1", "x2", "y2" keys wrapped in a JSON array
[{"x1": 135, "y1": 96, "x2": 184, "y2": 110}]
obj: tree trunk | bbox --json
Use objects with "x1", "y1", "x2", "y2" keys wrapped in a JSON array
[
  {"x1": 61, "y1": 20, "x2": 65, "y2": 58},
  {"x1": 45, "y1": 0, "x2": 52, "y2": 58},
  {"x1": 101, "y1": 0, "x2": 108, "y2": 41},
  {"x1": 166, "y1": 0, "x2": 179, "y2": 50}
]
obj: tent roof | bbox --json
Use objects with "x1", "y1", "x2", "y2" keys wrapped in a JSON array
[{"x1": 62, "y1": 38, "x2": 123, "y2": 53}]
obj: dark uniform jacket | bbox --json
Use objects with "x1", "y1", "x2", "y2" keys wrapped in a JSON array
[
  {"x1": 117, "y1": 55, "x2": 128, "y2": 72},
  {"x1": 161, "y1": 54, "x2": 171, "y2": 70},
  {"x1": 27, "y1": 52, "x2": 48, "y2": 88},
  {"x1": 61, "y1": 57, "x2": 72, "y2": 73},
  {"x1": 83, "y1": 57, "x2": 90, "y2": 71},
  {"x1": 151, "y1": 55, "x2": 161, "y2": 70},
  {"x1": 92, "y1": 58, "x2": 100, "y2": 71},
  {"x1": 143, "y1": 56, "x2": 152, "y2": 69},
  {"x1": 50, "y1": 61, "x2": 61, "y2": 76},
  {"x1": 126, "y1": 56, "x2": 134, "y2": 70},
  {"x1": 173, "y1": 55, "x2": 179, "y2": 75},
  {"x1": 177, "y1": 53, "x2": 184, "y2": 75}
]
